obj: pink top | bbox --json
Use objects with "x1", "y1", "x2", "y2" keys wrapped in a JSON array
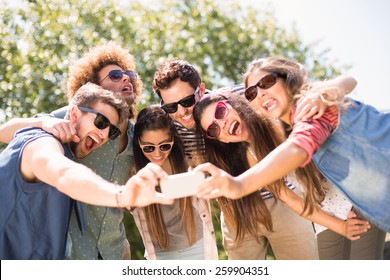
[{"x1": 287, "y1": 104, "x2": 339, "y2": 166}]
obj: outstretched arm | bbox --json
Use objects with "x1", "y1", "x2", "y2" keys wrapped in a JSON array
[
  {"x1": 0, "y1": 116, "x2": 79, "y2": 144},
  {"x1": 21, "y1": 137, "x2": 173, "y2": 208},
  {"x1": 195, "y1": 141, "x2": 306, "y2": 200}
]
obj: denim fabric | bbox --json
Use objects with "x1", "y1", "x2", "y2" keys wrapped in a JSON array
[
  {"x1": 0, "y1": 128, "x2": 73, "y2": 259},
  {"x1": 313, "y1": 99, "x2": 390, "y2": 232}
]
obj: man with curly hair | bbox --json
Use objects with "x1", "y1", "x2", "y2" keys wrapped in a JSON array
[{"x1": 0, "y1": 42, "x2": 141, "y2": 260}]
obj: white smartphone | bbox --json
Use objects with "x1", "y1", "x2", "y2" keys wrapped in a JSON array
[{"x1": 159, "y1": 171, "x2": 206, "y2": 199}]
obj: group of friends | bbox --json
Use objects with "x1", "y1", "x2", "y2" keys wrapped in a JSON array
[{"x1": 0, "y1": 42, "x2": 389, "y2": 260}]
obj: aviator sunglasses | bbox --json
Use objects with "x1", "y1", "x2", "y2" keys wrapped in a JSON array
[
  {"x1": 205, "y1": 100, "x2": 229, "y2": 139},
  {"x1": 138, "y1": 139, "x2": 174, "y2": 153},
  {"x1": 78, "y1": 106, "x2": 121, "y2": 140},
  {"x1": 244, "y1": 72, "x2": 285, "y2": 102},
  {"x1": 160, "y1": 86, "x2": 200, "y2": 114},
  {"x1": 99, "y1": 70, "x2": 138, "y2": 84}
]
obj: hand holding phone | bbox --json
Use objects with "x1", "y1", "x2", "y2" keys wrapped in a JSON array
[{"x1": 159, "y1": 171, "x2": 206, "y2": 199}]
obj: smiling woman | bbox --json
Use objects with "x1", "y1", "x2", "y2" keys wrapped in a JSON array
[{"x1": 130, "y1": 105, "x2": 218, "y2": 260}]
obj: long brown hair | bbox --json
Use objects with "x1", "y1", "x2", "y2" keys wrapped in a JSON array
[
  {"x1": 244, "y1": 56, "x2": 327, "y2": 214},
  {"x1": 132, "y1": 105, "x2": 196, "y2": 249},
  {"x1": 193, "y1": 93, "x2": 286, "y2": 242}
]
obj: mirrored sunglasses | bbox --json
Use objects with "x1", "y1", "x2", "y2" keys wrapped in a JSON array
[{"x1": 99, "y1": 70, "x2": 137, "y2": 83}]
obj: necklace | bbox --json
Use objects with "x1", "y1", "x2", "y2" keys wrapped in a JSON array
[{"x1": 247, "y1": 146, "x2": 258, "y2": 161}]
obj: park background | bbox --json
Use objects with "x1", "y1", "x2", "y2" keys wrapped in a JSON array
[{"x1": 1, "y1": 0, "x2": 389, "y2": 259}]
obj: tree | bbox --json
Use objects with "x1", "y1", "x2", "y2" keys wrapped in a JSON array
[{"x1": 0, "y1": 0, "x2": 349, "y2": 259}]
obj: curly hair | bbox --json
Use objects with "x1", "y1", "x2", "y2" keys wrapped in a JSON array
[
  {"x1": 152, "y1": 59, "x2": 201, "y2": 98},
  {"x1": 66, "y1": 42, "x2": 143, "y2": 118}
]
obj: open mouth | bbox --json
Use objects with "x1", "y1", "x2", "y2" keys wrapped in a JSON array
[
  {"x1": 84, "y1": 135, "x2": 101, "y2": 152},
  {"x1": 262, "y1": 98, "x2": 278, "y2": 112},
  {"x1": 229, "y1": 120, "x2": 240, "y2": 135}
]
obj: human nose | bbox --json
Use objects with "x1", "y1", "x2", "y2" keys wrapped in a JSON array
[
  {"x1": 122, "y1": 73, "x2": 130, "y2": 82},
  {"x1": 256, "y1": 86, "x2": 267, "y2": 99},
  {"x1": 98, "y1": 127, "x2": 110, "y2": 140},
  {"x1": 175, "y1": 104, "x2": 188, "y2": 115}
]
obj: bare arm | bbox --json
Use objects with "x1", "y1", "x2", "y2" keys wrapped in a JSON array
[
  {"x1": 0, "y1": 117, "x2": 79, "y2": 144},
  {"x1": 279, "y1": 187, "x2": 369, "y2": 240},
  {"x1": 21, "y1": 137, "x2": 172, "y2": 208},
  {"x1": 0, "y1": 118, "x2": 42, "y2": 144},
  {"x1": 195, "y1": 141, "x2": 306, "y2": 199}
]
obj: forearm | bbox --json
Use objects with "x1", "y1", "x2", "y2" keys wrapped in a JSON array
[
  {"x1": 280, "y1": 189, "x2": 346, "y2": 236},
  {"x1": 0, "y1": 118, "x2": 43, "y2": 144},
  {"x1": 32, "y1": 152, "x2": 125, "y2": 208},
  {"x1": 237, "y1": 142, "x2": 307, "y2": 197},
  {"x1": 55, "y1": 163, "x2": 124, "y2": 207},
  {"x1": 329, "y1": 75, "x2": 357, "y2": 94}
]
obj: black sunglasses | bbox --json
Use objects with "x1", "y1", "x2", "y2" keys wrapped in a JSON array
[
  {"x1": 160, "y1": 86, "x2": 199, "y2": 114},
  {"x1": 78, "y1": 106, "x2": 121, "y2": 140},
  {"x1": 244, "y1": 72, "x2": 285, "y2": 102},
  {"x1": 138, "y1": 140, "x2": 174, "y2": 153},
  {"x1": 99, "y1": 70, "x2": 137, "y2": 83}
]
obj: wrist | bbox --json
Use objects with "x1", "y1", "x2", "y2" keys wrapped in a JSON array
[{"x1": 115, "y1": 185, "x2": 127, "y2": 209}]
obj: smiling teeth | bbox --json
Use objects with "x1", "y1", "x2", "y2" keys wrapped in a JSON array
[
  {"x1": 89, "y1": 135, "x2": 100, "y2": 144},
  {"x1": 229, "y1": 121, "x2": 238, "y2": 135},
  {"x1": 262, "y1": 99, "x2": 272, "y2": 108}
]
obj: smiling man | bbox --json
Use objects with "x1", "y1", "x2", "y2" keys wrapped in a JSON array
[
  {"x1": 152, "y1": 59, "x2": 208, "y2": 160},
  {"x1": 0, "y1": 83, "x2": 172, "y2": 260}
]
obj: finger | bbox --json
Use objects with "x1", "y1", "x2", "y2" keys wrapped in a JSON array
[
  {"x1": 294, "y1": 104, "x2": 311, "y2": 121},
  {"x1": 312, "y1": 106, "x2": 326, "y2": 119},
  {"x1": 152, "y1": 192, "x2": 174, "y2": 205}
]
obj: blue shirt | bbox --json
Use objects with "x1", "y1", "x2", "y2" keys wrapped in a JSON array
[
  {"x1": 313, "y1": 99, "x2": 390, "y2": 232},
  {"x1": 0, "y1": 128, "x2": 73, "y2": 259}
]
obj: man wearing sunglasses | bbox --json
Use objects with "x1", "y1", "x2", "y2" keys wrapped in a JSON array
[
  {"x1": 0, "y1": 83, "x2": 173, "y2": 260},
  {"x1": 0, "y1": 42, "x2": 142, "y2": 260},
  {"x1": 152, "y1": 59, "x2": 208, "y2": 159}
]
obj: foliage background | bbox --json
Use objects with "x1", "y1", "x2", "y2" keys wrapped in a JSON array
[{"x1": 0, "y1": 0, "x2": 348, "y2": 259}]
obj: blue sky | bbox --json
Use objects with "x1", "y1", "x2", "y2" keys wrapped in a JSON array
[{"x1": 238, "y1": 0, "x2": 390, "y2": 111}]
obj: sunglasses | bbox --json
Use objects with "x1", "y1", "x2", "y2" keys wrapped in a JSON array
[
  {"x1": 78, "y1": 106, "x2": 121, "y2": 140},
  {"x1": 205, "y1": 100, "x2": 229, "y2": 139},
  {"x1": 160, "y1": 86, "x2": 199, "y2": 114},
  {"x1": 138, "y1": 140, "x2": 174, "y2": 153},
  {"x1": 244, "y1": 72, "x2": 285, "y2": 102},
  {"x1": 99, "y1": 70, "x2": 138, "y2": 84}
]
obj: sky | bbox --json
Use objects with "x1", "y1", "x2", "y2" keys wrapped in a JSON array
[
  {"x1": 2, "y1": 0, "x2": 389, "y2": 118},
  {"x1": 239, "y1": 0, "x2": 390, "y2": 111}
]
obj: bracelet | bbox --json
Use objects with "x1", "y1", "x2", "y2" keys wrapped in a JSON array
[{"x1": 115, "y1": 188, "x2": 123, "y2": 208}]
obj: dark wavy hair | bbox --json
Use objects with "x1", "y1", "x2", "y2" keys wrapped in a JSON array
[{"x1": 152, "y1": 59, "x2": 201, "y2": 98}]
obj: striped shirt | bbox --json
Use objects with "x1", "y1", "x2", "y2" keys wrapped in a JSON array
[{"x1": 174, "y1": 120, "x2": 204, "y2": 159}]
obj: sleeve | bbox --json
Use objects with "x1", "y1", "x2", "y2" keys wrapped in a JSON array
[{"x1": 286, "y1": 106, "x2": 339, "y2": 167}]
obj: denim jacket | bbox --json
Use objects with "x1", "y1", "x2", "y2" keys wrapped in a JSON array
[{"x1": 313, "y1": 99, "x2": 390, "y2": 232}]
